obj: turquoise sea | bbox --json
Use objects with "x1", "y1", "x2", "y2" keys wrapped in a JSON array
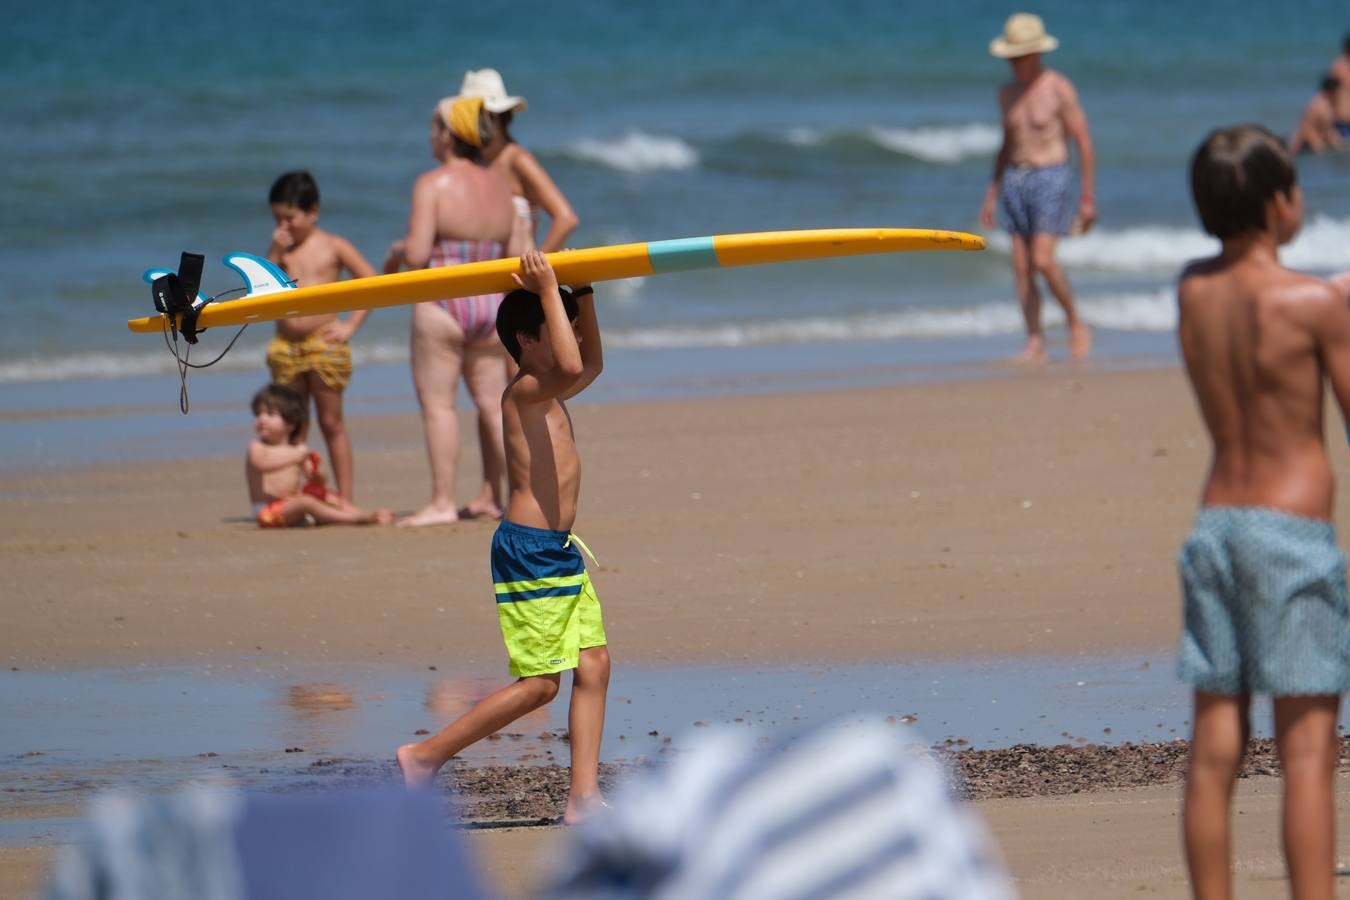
[{"x1": 5, "y1": 0, "x2": 1350, "y2": 458}]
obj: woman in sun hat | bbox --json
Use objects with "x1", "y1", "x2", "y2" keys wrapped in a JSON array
[
  {"x1": 384, "y1": 95, "x2": 516, "y2": 526},
  {"x1": 454, "y1": 68, "x2": 579, "y2": 256},
  {"x1": 978, "y1": 13, "x2": 1096, "y2": 365}
]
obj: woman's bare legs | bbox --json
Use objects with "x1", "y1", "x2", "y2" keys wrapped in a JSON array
[
  {"x1": 460, "y1": 337, "x2": 509, "y2": 518},
  {"x1": 400, "y1": 303, "x2": 466, "y2": 527}
]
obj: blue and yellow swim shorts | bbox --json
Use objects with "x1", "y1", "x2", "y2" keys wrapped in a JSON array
[{"x1": 491, "y1": 520, "x2": 606, "y2": 677}]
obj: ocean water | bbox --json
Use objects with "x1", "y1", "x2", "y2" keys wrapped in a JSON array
[{"x1": 5, "y1": 0, "x2": 1350, "y2": 388}]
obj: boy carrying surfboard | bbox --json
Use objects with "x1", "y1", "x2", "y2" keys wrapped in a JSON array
[{"x1": 397, "y1": 251, "x2": 610, "y2": 825}]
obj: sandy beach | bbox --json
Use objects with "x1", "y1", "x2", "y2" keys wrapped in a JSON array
[{"x1": 9, "y1": 364, "x2": 1350, "y2": 897}]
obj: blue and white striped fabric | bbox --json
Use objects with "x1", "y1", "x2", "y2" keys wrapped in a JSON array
[{"x1": 545, "y1": 720, "x2": 1016, "y2": 900}]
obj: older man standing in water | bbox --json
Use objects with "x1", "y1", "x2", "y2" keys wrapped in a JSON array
[{"x1": 979, "y1": 13, "x2": 1096, "y2": 364}]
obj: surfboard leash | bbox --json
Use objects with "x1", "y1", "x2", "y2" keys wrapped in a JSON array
[{"x1": 158, "y1": 285, "x2": 250, "y2": 415}]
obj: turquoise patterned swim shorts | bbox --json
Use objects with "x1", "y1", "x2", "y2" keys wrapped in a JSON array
[{"x1": 1177, "y1": 506, "x2": 1350, "y2": 696}]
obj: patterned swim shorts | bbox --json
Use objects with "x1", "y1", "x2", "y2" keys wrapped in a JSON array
[
  {"x1": 266, "y1": 334, "x2": 353, "y2": 391},
  {"x1": 998, "y1": 163, "x2": 1074, "y2": 237},
  {"x1": 1177, "y1": 506, "x2": 1350, "y2": 696}
]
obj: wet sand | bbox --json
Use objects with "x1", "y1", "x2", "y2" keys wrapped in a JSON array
[{"x1": 9, "y1": 365, "x2": 1350, "y2": 897}]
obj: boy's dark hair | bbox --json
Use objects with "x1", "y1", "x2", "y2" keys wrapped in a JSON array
[
  {"x1": 495, "y1": 288, "x2": 580, "y2": 362},
  {"x1": 1190, "y1": 125, "x2": 1296, "y2": 239},
  {"x1": 1323, "y1": 74, "x2": 1341, "y2": 94},
  {"x1": 269, "y1": 171, "x2": 320, "y2": 211},
  {"x1": 251, "y1": 383, "x2": 307, "y2": 443}
]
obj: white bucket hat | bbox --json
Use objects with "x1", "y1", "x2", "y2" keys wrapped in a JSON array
[
  {"x1": 989, "y1": 13, "x2": 1059, "y2": 59},
  {"x1": 455, "y1": 68, "x2": 527, "y2": 113}
]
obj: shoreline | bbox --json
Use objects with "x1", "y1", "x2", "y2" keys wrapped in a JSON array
[{"x1": 0, "y1": 330, "x2": 1176, "y2": 474}]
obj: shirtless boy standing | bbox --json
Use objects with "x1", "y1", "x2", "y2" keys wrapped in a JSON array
[
  {"x1": 1177, "y1": 124, "x2": 1350, "y2": 900},
  {"x1": 265, "y1": 171, "x2": 377, "y2": 503},
  {"x1": 397, "y1": 251, "x2": 609, "y2": 825},
  {"x1": 979, "y1": 13, "x2": 1096, "y2": 363}
]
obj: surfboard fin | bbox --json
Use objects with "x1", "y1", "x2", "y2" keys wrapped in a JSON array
[{"x1": 223, "y1": 253, "x2": 296, "y2": 297}]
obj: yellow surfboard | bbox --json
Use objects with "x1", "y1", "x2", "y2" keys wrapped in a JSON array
[{"x1": 128, "y1": 228, "x2": 984, "y2": 334}]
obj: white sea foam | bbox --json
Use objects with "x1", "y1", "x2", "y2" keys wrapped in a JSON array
[
  {"x1": 865, "y1": 123, "x2": 1002, "y2": 164},
  {"x1": 563, "y1": 131, "x2": 700, "y2": 172},
  {"x1": 608, "y1": 289, "x2": 1175, "y2": 349},
  {"x1": 985, "y1": 215, "x2": 1350, "y2": 273},
  {"x1": 0, "y1": 292, "x2": 1188, "y2": 385}
]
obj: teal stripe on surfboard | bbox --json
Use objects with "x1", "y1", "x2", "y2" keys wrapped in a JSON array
[{"x1": 646, "y1": 236, "x2": 720, "y2": 273}]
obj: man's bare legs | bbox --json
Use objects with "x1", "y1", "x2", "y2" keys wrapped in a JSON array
[
  {"x1": 1010, "y1": 234, "x2": 1047, "y2": 363},
  {"x1": 305, "y1": 370, "x2": 355, "y2": 503},
  {"x1": 1183, "y1": 689, "x2": 1249, "y2": 900},
  {"x1": 1030, "y1": 233, "x2": 1092, "y2": 360},
  {"x1": 459, "y1": 339, "x2": 509, "y2": 519},
  {"x1": 1274, "y1": 695, "x2": 1339, "y2": 900},
  {"x1": 401, "y1": 303, "x2": 465, "y2": 527},
  {"x1": 397, "y1": 674, "x2": 561, "y2": 787},
  {"x1": 565, "y1": 645, "x2": 611, "y2": 825}
]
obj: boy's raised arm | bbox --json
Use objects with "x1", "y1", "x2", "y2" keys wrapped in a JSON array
[
  {"x1": 562, "y1": 285, "x2": 602, "y2": 400},
  {"x1": 509, "y1": 251, "x2": 583, "y2": 403}
]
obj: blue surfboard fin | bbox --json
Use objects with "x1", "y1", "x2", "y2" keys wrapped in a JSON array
[
  {"x1": 223, "y1": 253, "x2": 296, "y2": 297},
  {"x1": 142, "y1": 268, "x2": 209, "y2": 308}
]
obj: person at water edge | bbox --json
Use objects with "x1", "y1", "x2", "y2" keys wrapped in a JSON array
[
  {"x1": 1327, "y1": 33, "x2": 1350, "y2": 137},
  {"x1": 978, "y1": 12, "x2": 1096, "y2": 364},
  {"x1": 264, "y1": 171, "x2": 376, "y2": 503},
  {"x1": 245, "y1": 383, "x2": 392, "y2": 527},
  {"x1": 398, "y1": 251, "x2": 609, "y2": 826},
  {"x1": 1176, "y1": 124, "x2": 1350, "y2": 900},
  {"x1": 451, "y1": 68, "x2": 579, "y2": 257},
  {"x1": 1288, "y1": 75, "x2": 1342, "y2": 155},
  {"x1": 385, "y1": 96, "x2": 516, "y2": 526}
]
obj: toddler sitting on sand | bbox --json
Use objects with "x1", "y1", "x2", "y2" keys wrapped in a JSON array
[{"x1": 245, "y1": 383, "x2": 392, "y2": 528}]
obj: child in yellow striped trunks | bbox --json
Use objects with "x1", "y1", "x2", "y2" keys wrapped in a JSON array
[
  {"x1": 265, "y1": 170, "x2": 377, "y2": 505},
  {"x1": 397, "y1": 250, "x2": 609, "y2": 826}
]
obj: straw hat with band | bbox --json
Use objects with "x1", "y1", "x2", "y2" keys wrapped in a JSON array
[
  {"x1": 454, "y1": 68, "x2": 527, "y2": 114},
  {"x1": 989, "y1": 13, "x2": 1059, "y2": 59}
]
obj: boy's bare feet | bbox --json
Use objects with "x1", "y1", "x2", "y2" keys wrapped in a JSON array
[
  {"x1": 396, "y1": 504, "x2": 459, "y2": 527},
  {"x1": 396, "y1": 742, "x2": 441, "y2": 788},
  {"x1": 1011, "y1": 335, "x2": 1047, "y2": 365},
  {"x1": 563, "y1": 792, "x2": 608, "y2": 826},
  {"x1": 1070, "y1": 321, "x2": 1093, "y2": 361},
  {"x1": 373, "y1": 509, "x2": 395, "y2": 525}
]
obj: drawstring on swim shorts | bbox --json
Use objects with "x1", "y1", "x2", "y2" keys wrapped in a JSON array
[{"x1": 564, "y1": 533, "x2": 598, "y2": 566}]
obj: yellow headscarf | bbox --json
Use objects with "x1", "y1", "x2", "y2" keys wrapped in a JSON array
[{"x1": 438, "y1": 95, "x2": 485, "y2": 148}]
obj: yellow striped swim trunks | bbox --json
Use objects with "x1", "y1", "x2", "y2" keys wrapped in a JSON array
[{"x1": 265, "y1": 334, "x2": 353, "y2": 391}]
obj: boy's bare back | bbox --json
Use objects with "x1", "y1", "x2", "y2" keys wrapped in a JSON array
[{"x1": 1179, "y1": 253, "x2": 1350, "y2": 519}]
